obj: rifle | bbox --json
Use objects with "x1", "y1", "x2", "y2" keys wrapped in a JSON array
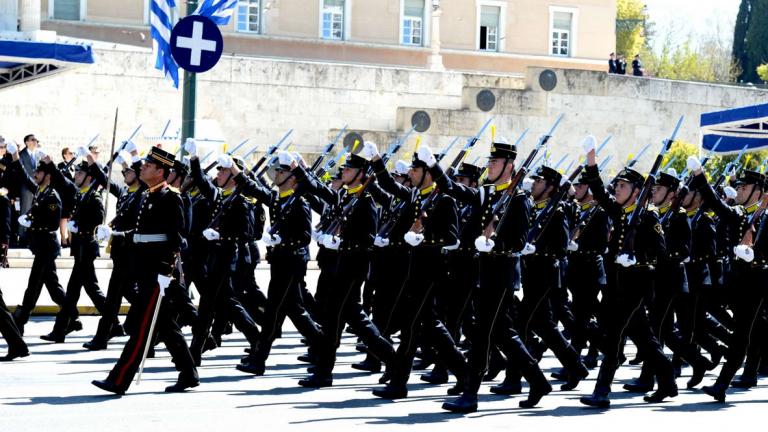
[
  {"x1": 443, "y1": 118, "x2": 495, "y2": 178},
  {"x1": 481, "y1": 114, "x2": 564, "y2": 241},
  {"x1": 202, "y1": 138, "x2": 250, "y2": 173},
  {"x1": 101, "y1": 108, "x2": 120, "y2": 229},
  {"x1": 660, "y1": 138, "x2": 721, "y2": 226},
  {"x1": 618, "y1": 115, "x2": 684, "y2": 262},
  {"x1": 252, "y1": 129, "x2": 295, "y2": 178},
  {"x1": 691, "y1": 143, "x2": 749, "y2": 225},
  {"x1": 311, "y1": 125, "x2": 347, "y2": 172}
]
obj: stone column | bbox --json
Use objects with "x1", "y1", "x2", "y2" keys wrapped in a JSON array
[
  {"x1": 18, "y1": 0, "x2": 41, "y2": 32},
  {"x1": 426, "y1": 0, "x2": 445, "y2": 71}
]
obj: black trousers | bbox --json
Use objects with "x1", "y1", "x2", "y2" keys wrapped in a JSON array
[
  {"x1": 591, "y1": 266, "x2": 676, "y2": 395},
  {"x1": 388, "y1": 248, "x2": 466, "y2": 386},
  {"x1": 52, "y1": 244, "x2": 106, "y2": 336},
  {"x1": 369, "y1": 246, "x2": 411, "y2": 336},
  {"x1": 312, "y1": 252, "x2": 394, "y2": 377},
  {"x1": 520, "y1": 257, "x2": 583, "y2": 372},
  {"x1": 92, "y1": 246, "x2": 137, "y2": 342},
  {"x1": 250, "y1": 250, "x2": 324, "y2": 364},
  {"x1": 463, "y1": 254, "x2": 545, "y2": 396},
  {"x1": 15, "y1": 253, "x2": 66, "y2": 326},
  {"x1": 191, "y1": 244, "x2": 260, "y2": 357},
  {"x1": 566, "y1": 256, "x2": 605, "y2": 352},
  {"x1": 0, "y1": 287, "x2": 27, "y2": 353},
  {"x1": 105, "y1": 268, "x2": 196, "y2": 392},
  {"x1": 711, "y1": 266, "x2": 768, "y2": 388}
]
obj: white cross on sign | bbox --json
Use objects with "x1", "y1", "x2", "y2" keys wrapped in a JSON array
[{"x1": 175, "y1": 21, "x2": 217, "y2": 67}]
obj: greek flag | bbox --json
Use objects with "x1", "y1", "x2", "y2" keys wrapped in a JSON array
[
  {"x1": 194, "y1": 0, "x2": 238, "y2": 25},
  {"x1": 150, "y1": 0, "x2": 180, "y2": 88}
]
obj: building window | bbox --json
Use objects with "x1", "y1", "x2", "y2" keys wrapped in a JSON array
[
  {"x1": 237, "y1": 0, "x2": 261, "y2": 33},
  {"x1": 322, "y1": 0, "x2": 345, "y2": 40},
  {"x1": 479, "y1": 5, "x2": 500, "y2": 52},
  {"x1": 550, "y1": 11, "x2": 573, "y2": 56},
  {"x1": 402, "y1": 0, "x2": 424, "y2": 46},
  {"x1": 54, "y1": 0, "x2": 81, "y2": 20}
]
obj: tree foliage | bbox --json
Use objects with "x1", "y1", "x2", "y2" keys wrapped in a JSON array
[
  {"x1": 733, "y1": 0, "x2": 768, "y2": 83},
  {"x1": 615, "y1": 0, "x2": 648, "y2": 57}
]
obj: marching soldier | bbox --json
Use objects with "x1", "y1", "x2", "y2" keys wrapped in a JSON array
[
  {"x1": 579, "y1": 144, "x2": 677, "y2": 408},
  {"x1": 430, "y1": 139, "x2": 551, "y2": 413},
  {"x1": 366, "y1": 143, "x2": 468, "y2": 399},
  {"x1": 233, "y1": 152, "x2": 325, "y2": 376},
  {"x1": 92, "y1": 146, "x2": 198, "y2": 395},
  {"x1": 688, "y1": 160, "x2": 768, "y2": 402},
  {"x1": 293, "y1": 151, "x2": 395, "y2": 388},
  {"x1": 6, "y1": 144, "x2": 67, "y2": 335},
  {"x1": 42, "y1": 156, "x2": 106, "y2": 342}
]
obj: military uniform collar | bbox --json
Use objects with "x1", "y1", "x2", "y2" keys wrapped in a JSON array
[
  {"x1": 347, "y1": 184, "x2": 364, "y2": 195},
  {"x1": 686, "y1": 208, "x2": 698, "y2": 218},
  {"x1": 79, "y1": 185, "x2": 91, "y2": 194},
  {"x1": 493, "y1": 180, "x2": 512, "y2": 193},
  {"x1": 745, "y1": 201, "x2": 760, "y2": 214},
  {"x1": 147, "y1": 181, "x2": 167, "y2": 193},
  {"x1": 623, "y1": 203, "x2": 637, "y2": 214},
  {"x1": 279, "y1": 189, "x2": 295, "y2": 199},
  {"x1": 419, "y1": 183, "x2": 436, "y2": 196},
  {"x1": 658, "y1": 203, "x2": 672, "y2": 214},
  {"x1": 580, "y1": 201, "x2": 595, "y2": 211},
  {"x1": 533, "y1": 199, "x2": 548, "y2": 210},
  {"x1": 222, "y1": 187, "x2": 236, "y2": 197},
  {"x1": 127, "y1": 184, "x2": 140, "y2": 193}
]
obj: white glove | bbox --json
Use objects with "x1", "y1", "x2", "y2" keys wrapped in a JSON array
[
  {"x1": 260, "y1": 232, "x2": 282, "y2": 246},
  {"x1": 521, "y1": 242, "x2": 537, "y2": 255},
  {"x1": 616, "y1": 253, "x2": 637, "y2": 267},
  {"x1": 374, "y1": 236, "x2": 390, "y2": 247},
  {"x1": 404, "y1": 231, "x2": 424, "y2": 247},
  {"x1": 157, "y1": 274, "x2": 172, "y2": 296},
  {"x1": 183, "y1": 138, "x2": 197, "y2": 156},
  {"x1": 278, "y1": 150, "x2": 295, "y2": 167},
  {"x1": 123, "y1": 140, "x2": 137, "y2": 153},
  {"x1": 361, "y1": 142, "x2": 379, "y2": 160},
  {"x1": 322, "y1": 234, "x2": 341, "y2": 250},
  {"x1": 202, "y1": 228, "x2": 221, "y2": 241},
  {"x1": 6, "y1": 141, "x2": 18, "y2": 154},
  {"x1": 734, "y1": 245, "x2": 755, "y2": 262},
  {"x1": 443, "y1": 241, "x2": 460, "y2": 251},
  {"x1": 567, "y1": 240, "x2": 579, "y2": 252},
  {"x1": 724, "y1": 186, "x2": 737, "y2": 200},
  {"x1": 686, "y1": 156, "x2": 702, "y2": 172},
  {"x1": 95, "y1": 225, "x2": 112, "y2": 242},
  {"x1": 217, "y1": 154, "x2": 233, "y2": 169},
  {"x1": 417, "y1": 145, "x2": 437, "y2": 168},
  {"x1": 682, "y1": 256, "x2": 691, "y2": 264},
  {"x1": 292, "y1": 152, "x2": 307, "y2": 168},
  {"x1": 394, "y1": 160, "x2": 410, "y2": 176},
  {"x1": 474, "y1": 235, "x2": 495, "y2": 253},
  {"x1": 311, "y1": 230, "x2": 322, "y2": 243},
  {"x1": 581, "y1": 135, "x2": 597, "y2": 154},
  {"x1": 17, "y1": 215, "x2": 31, "y2": 228},
  {"x1": 522, "y1": 178, "x2": 534, "y2": 192},
  {"x1": 67, "y1": 220, "x2": 79, "y2": 234},
  {"x1": 116, "y1": 150, "x2": 132, "y2": 165},
  {"x1": 76, "y1": 146, "x2": 89, "y2": 158}
]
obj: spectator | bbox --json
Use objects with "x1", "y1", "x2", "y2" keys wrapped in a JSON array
[
  {"x1": 57, "y1": 147, "x2": 75, "y2": 182},
  {"x1": 608, "y1": 52, "x2": 618, "y2": 74},
  {"x1": 632, "y1": 54, "x2": 644, "y2": 77},
  {"x1": 17, "y1": 134, "x2": 40, "y2": 246},
  {"x1": 617, "y1": 54, "x2": 627, "y2": 75}
]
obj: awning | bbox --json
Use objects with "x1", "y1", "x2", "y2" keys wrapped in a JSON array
[
  {"x1": 0, "y1": 36, "x2": 95, "y2": 88},
  {"x1": 701, "y1": 103, "x2": 768, "y2": 154}
]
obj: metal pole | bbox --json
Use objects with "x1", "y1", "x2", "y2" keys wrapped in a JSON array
[{"x1": 180, "y1": 0, "x2": 199, "y2": 156}]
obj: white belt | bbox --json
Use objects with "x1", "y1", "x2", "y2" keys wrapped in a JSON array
[
  {"x1": 112, "y1": 230, "x2": 133, "y2": 237},
  {"x1": 133, "y1": 233, "x2": 168, "y2": 243}
]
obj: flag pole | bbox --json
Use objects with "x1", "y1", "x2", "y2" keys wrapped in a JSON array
[{"x1": 180, "y1": 0, "x2": 198, "y2": 155}]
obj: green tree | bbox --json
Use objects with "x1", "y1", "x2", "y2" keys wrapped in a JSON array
[
  {"x1": 758, "y1": 63, "x2": 768, "y2": 82},
  {"x1": 707, "y1": 149, "x2": 768, "y2": 180},
  {"x1": 733, "y1": 0, "x2": 768, "y2": 83},
  {"x1": 615, "y1": 0, "x2": 649, "y2": 57},
  {"x1": 733, "y1": 0, "x2": 752, "y2": 82}
]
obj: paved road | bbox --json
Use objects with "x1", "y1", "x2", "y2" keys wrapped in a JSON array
[{"x1": 1, "y1": 314, "x2": 763, "y2": 432}]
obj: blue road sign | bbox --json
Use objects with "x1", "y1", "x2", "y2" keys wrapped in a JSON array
[{"x1": 170, "y1": 15, "x2": 223, "y2": 73}]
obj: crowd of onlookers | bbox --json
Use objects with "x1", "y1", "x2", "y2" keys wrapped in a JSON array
[{"x1": 608, "y1": 52, "x2": 644, "y2": 77}]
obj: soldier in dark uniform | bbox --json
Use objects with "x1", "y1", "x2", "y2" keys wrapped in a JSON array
[
  {"x1": 366, "y1": 143, "x2": 467, "y2": 399},
  {"x1": 566, "y1": 170, "x2": 609, "y2": 368},
  {"x1": 431, "y1": 140, "x2": 551, "y2": 413},
  {"x1": 8, "y1": 150, "x2": 67, "y2": 335},
  {"x1": 688, "y1": 162, "x2": 768, "y2": 402},
  {"x1": 42, "y1": 158, "x2": 106, "y2": 342},
  {"x1": 579, "y1": 146, "x2": 677, "y2": 408},
  {"x1": 186, "y1": 150, "x2": 261, "y2": 364},
  {"x1": 83, "y1": 151, "x2": 145, "y2": 350},
  {"x1": 515, "y1": 165, "x2": 590, "y2": 390},
  {"x1": 92, "y1": 147, "x2": 198, "y2": 395},
  {"x1": 233, "y1": 152, "x2": 325, "y2": 376},
  {"x1": 293, "y1": 151, "x2": 395, "y2": 388},
  {"x1": 624, "y1": 169, "x2": 714, "y2": 392}
]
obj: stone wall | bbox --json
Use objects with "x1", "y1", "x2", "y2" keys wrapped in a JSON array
[{"x1": 1, "y1": 44, "x2": 766, "y2": 171}]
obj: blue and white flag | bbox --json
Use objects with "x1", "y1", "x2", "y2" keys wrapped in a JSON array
[
  {"x1": 194, "y1": 0, "x2": 238, "y2": 25},
  {"x1": 150, "y1": 0, "x2": 180, "y2": 88}
]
